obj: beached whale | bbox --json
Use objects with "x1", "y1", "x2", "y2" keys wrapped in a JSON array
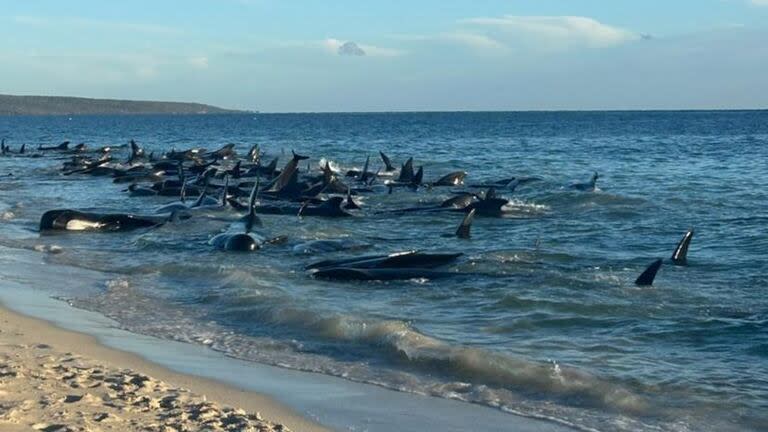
[
  {"x1": 39, "y1": 209, "x2": 182, "y2": 232},
  {"x1": 307, "y1": 250, "x2": 464, "y2": 280},
  {"x1": 311, "y1": 267, "x2": 458, "y2": 281},
  {"x1": 306, "y1": 250, "x2": 462, "y2": 271}
]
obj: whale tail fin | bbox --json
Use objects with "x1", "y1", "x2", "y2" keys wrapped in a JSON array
[
  {"x1": 671, "y1": 228, "x2": 694, "y2": 266},
  {"x1": 456, "y1": 209, "x2": 476, "y2": 239},
  {"x1": 380, "y1": 151, "x2": 395, "y2": 172},
  {"x1": 635, "y1": 259, "x2": 663, "y2": 286},
  {"x1": 291, "y1": 150, "x2": 310, "y2": 161}
]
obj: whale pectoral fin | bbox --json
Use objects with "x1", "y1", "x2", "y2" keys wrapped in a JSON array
[
  {"x1": 635, "y1": 259, "x2": 663, "y2": 286},
  {"x1": 671, "y1": 228, "x2": 695, "y2": 266},
  {"x1": 456, "y1": 209, "x2": 476, "y2": 239}
]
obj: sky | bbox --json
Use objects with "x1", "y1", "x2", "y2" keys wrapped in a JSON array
[{"x1": 0, "y1": 0, "x2": 767, "y2": 112}]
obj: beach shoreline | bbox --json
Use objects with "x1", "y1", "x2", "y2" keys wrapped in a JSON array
[{"x1": 0, "y1": 301, "x2": 329, "y2": 432}]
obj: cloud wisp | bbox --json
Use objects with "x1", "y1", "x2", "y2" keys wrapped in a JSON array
[{"x1": 461, "y1": 15, "x2": 640, "y2": 49}]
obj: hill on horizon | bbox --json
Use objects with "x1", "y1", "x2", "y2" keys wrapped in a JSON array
[{"x1": 0, "y1": 94, "x2": 245, "y2": 115}]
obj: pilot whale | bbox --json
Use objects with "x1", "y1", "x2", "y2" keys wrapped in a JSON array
[
  {"x1": 570, "y1": 172, "x2": 599, "y2": 192},
  {"x1": 39, "y1": 210, "x2": 181, "y2": 232}
]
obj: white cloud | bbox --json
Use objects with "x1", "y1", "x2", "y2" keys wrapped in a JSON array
[
  {"x1": 391, "y1": 32, "x2": 507, "y2": 54},
  {"x1": 750, "y1": 0, "x2": 768, "y2": 5},
  {"x1": 462, "y1": 15, "x2": 639, "y2": 49}
]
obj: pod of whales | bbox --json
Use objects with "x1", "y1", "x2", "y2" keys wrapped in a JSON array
[{"x1": 17, "y1": 138, "x2": 698, "y2": 285}]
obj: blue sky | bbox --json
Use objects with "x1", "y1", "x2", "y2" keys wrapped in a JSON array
[{"x1": 1, "y1": 0, "x2": 767, "y2": 111}]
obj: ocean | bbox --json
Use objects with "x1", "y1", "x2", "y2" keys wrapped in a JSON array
[{"x1": 0, "y1": 111, "x2": 766, "y2": 431}]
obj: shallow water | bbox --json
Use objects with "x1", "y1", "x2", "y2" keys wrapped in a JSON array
[{"x1": 1, "y1": 111, "x2": 767, "y2": 431}]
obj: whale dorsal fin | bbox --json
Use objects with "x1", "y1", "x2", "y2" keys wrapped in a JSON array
[
  {"x1": 412, "y1": 166, "x2": 424, "y2": 186},
  {"x1": 380, "y1": 151, "x2": 395, "y2": 172},
  {"x1": 398, "y1": 157, "x2": 414, "y2": 182},
  {"x1": 221, "y1": 176, "x2": 230, "y2": 207},
  {"x1": 361, "y1": 156, "x2": 370, "y2": 180},
  {"x1": 345, "y1": 187, "x2": 360, "y2": 210},
  {"x1": 635, "y1": 259, "x2": 663, "y2": 286},
  {"x1": 456, "y1": 209, "x2": 476, "y2": 239}
]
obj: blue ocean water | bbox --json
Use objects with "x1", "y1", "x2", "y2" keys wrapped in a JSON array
[{"x1": 0, "y1": 111, "x2": 766, "y2": 431}]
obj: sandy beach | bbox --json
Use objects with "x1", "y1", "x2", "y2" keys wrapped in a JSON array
[{"x1": 0, "y1": 304, "x2": 328, "y2": 432}]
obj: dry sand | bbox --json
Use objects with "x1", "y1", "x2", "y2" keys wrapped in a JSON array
[{"x1": 0, "y1": 304, "x2": 329, "y2": 432}]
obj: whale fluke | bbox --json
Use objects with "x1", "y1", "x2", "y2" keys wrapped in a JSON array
[
  {"x1": 635, "y1": 259, "x2": 663, "y2": 286},
  {"x1": 267, "y1": 151, "x2": 308, "y2": 194},
  {"x1": 671, "y1": 228, "x2": 694, "y2": 266},
  {"x1": 456, "y1": 209, "x2": 476, "y2": 239}
]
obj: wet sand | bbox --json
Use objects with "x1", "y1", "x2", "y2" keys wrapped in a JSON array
[{"x1": 0, "y1": 304, "x2": 328, "y2": 432}]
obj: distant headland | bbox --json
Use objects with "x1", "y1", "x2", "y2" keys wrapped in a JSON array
[{"x1": 0, "y1": 94, "x2": 247, "y2": 116}]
